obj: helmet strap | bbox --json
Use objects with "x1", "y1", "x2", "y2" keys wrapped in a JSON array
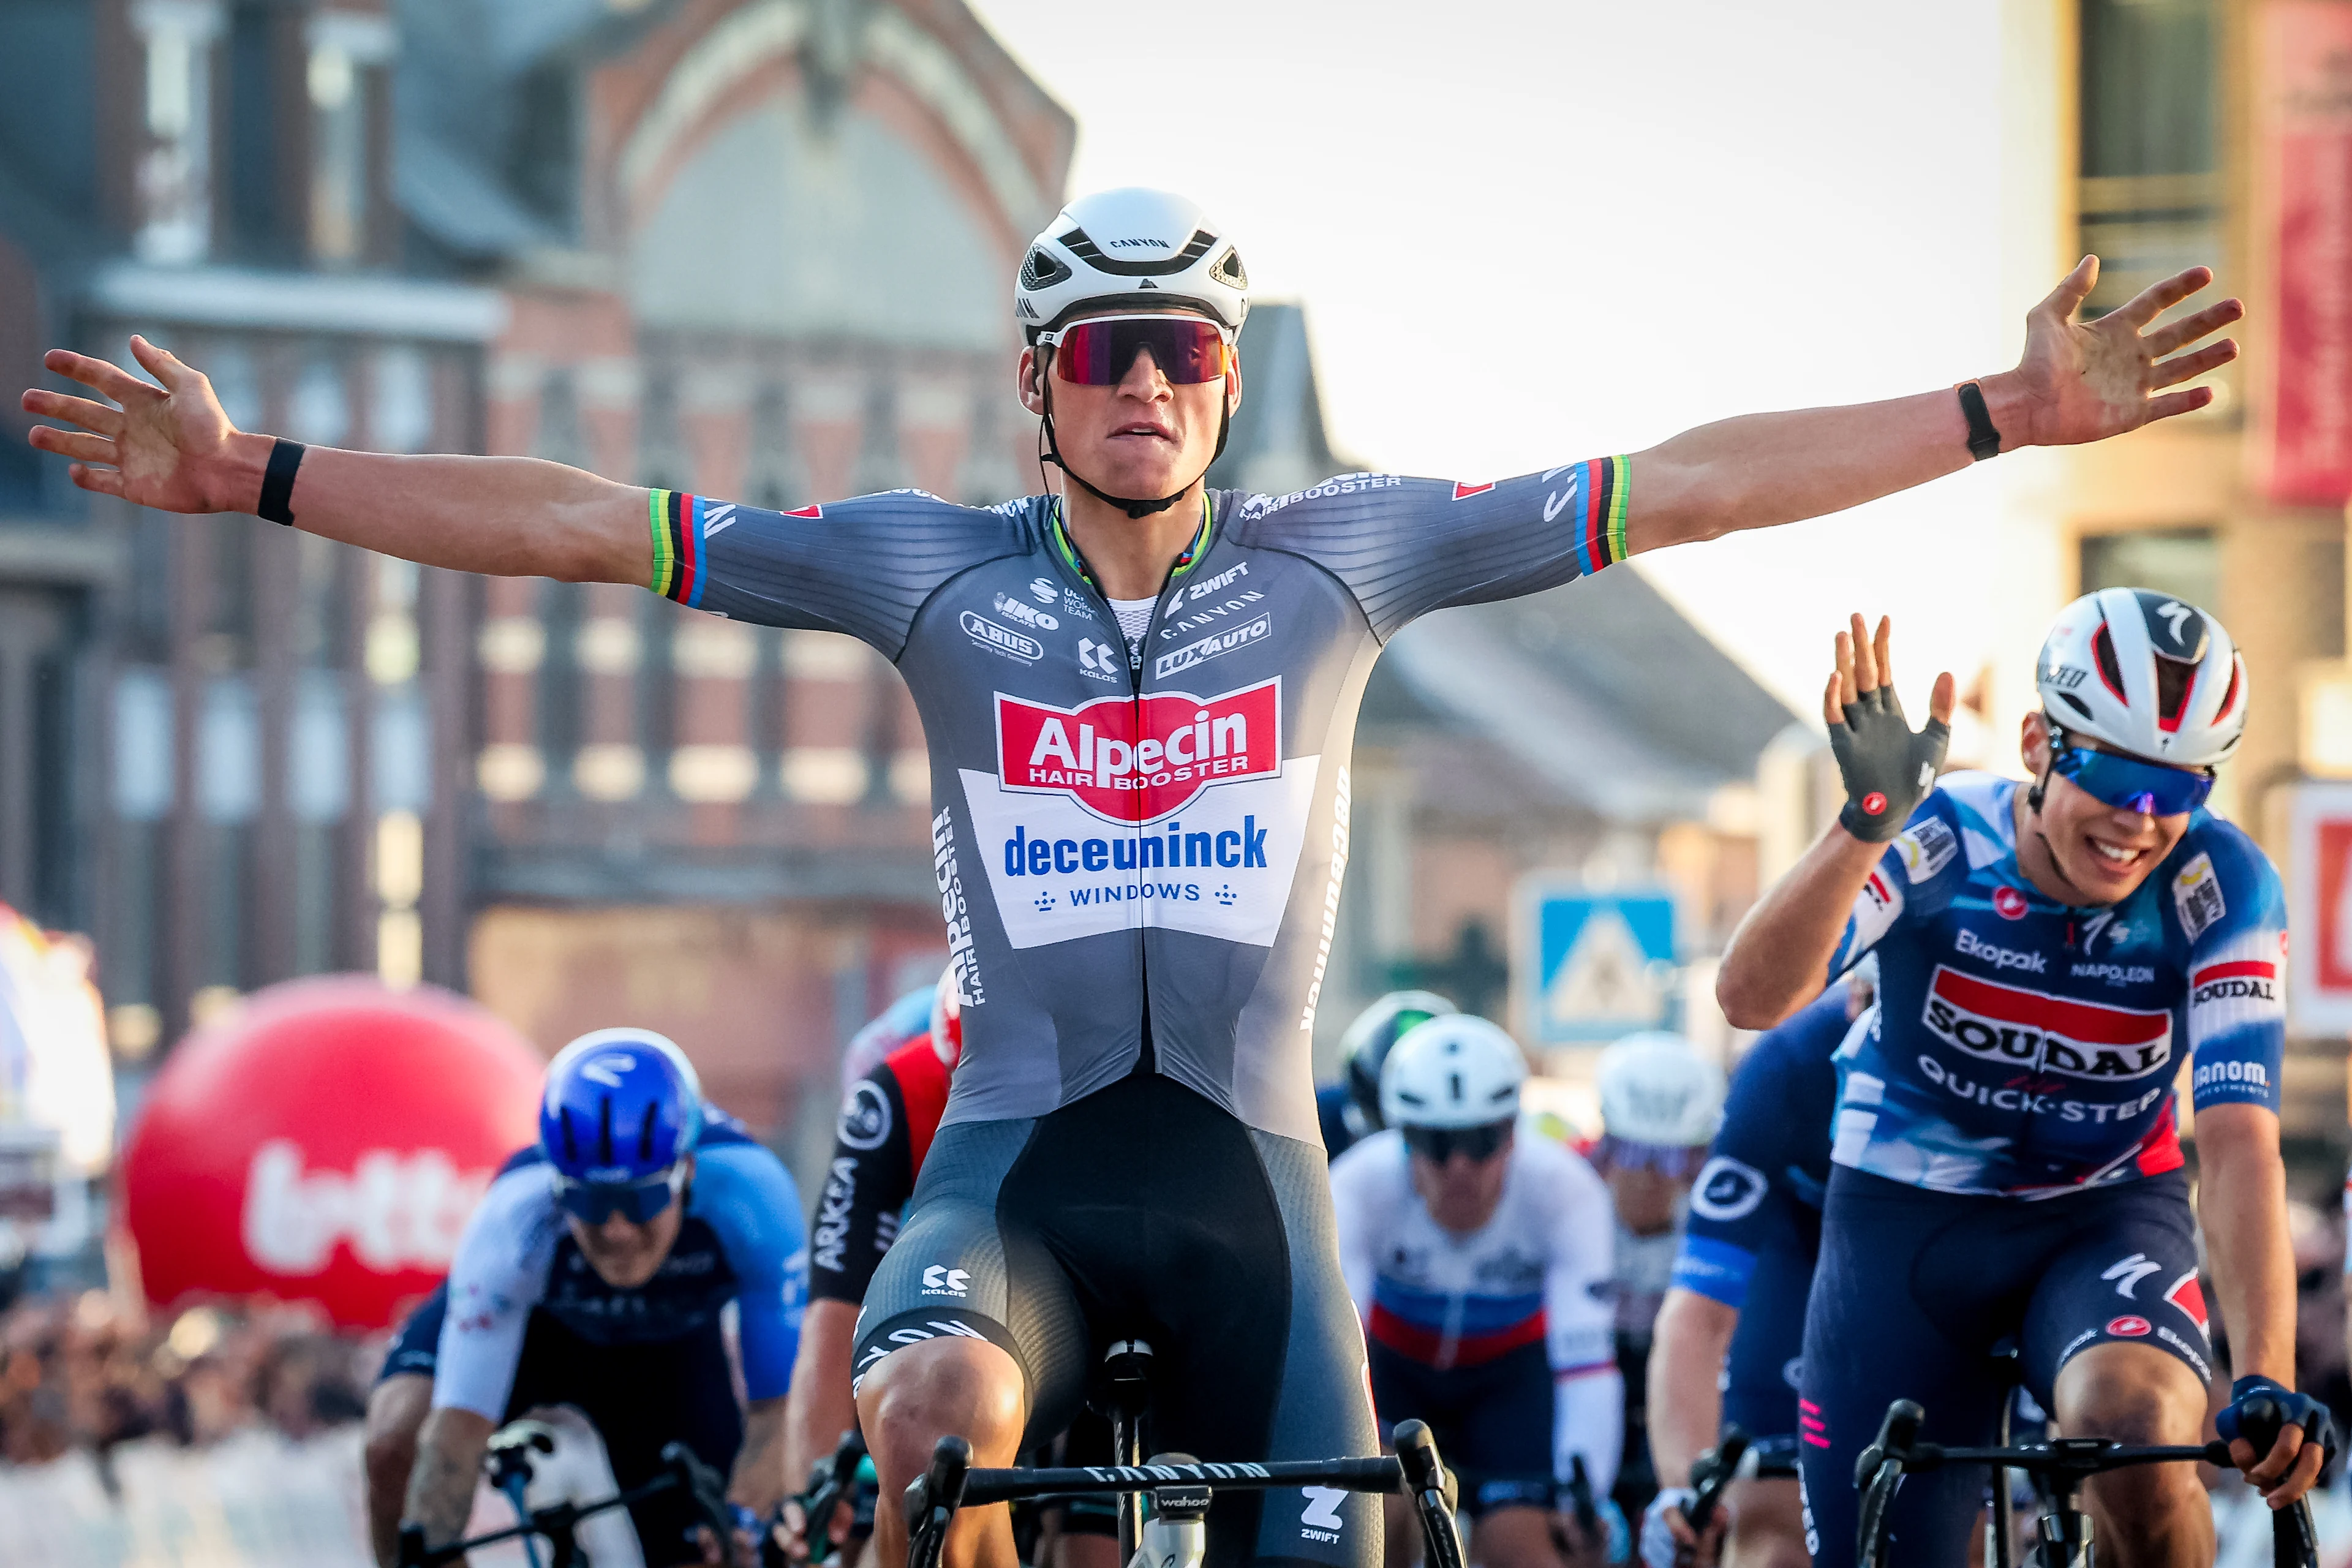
[
  {"x1": 1036, "y1": 361, "x2": 1232, "y2": 521},
  {"x1": 2023, "y1": 723, "x2": 2092, "y2": 900}
]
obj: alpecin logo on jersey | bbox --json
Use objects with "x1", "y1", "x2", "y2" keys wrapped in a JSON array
[
  {"x1": 996, "y1": 679, "x2": 1281, "y2": 824},
  {"x1": 1923, "y1": 964, "x2": 2173, "y2": 1081}
]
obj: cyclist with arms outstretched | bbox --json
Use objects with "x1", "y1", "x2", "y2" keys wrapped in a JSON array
[
  {"x1": 25, "y1": 186, "x2": 2240, "y2": 1568},
  {"x1": 1716, "y1": 600, "x2": 2328, "y2": 1568}
]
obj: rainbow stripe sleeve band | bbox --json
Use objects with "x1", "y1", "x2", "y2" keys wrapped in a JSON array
[
  {"x1": 1570, "y1": 455, "x2": 1631, "y2": 578},
  {"x1": 648, "y1": 488, "x2": 706, "y2": 608}
]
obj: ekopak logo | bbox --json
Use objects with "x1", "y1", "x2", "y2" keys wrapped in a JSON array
[{"x1": 996, "y1": 679, "x2": 1281, "y2": 824}]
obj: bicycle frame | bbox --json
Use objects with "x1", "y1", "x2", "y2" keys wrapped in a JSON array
[
  {"x1": 395, "y1": 1442, "x2": 734, "y2": 1568},
  {"x1": 1852, "y1": 1399, "x2": 2320, "y2": 1568},
  {"x1": 900, "y1": 1420, "x2": 1465, "y2": 1568}
]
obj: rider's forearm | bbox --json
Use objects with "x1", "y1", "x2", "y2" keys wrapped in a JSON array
[
  {"x1": 1717, "y1": 824, "x2": 1880, "y2": 1030},
  {"x1": 783, "y1": 1300, "x2": 862, "y2": 1488},
  {"x1": 2195, "y1": 1105, "x2": 2299, "y2": 1384},
  {"x1": 207, "y1": 430, "x2": 651, "y2": 584},
  {"x1": 1625, "y1": 372, "x2": 2027, "y2": 554},
  {"x1": 405, "y1": 1406, "x2": 495, "y2": 1550},
  {"x1": 732, "y1": 1396, "x2": 793, "y2": 1517},
  {"x1": 1648, "y1": 1289, "x2": 1738, "y2": 1490}
]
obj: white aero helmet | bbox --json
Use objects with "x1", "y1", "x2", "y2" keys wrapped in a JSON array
[
  {"x1": 1015, "y1": 187, "x2": 1250, "y2": 341},
  {"x1": 2035, "y1": 588, "x2": 2247, "y2": 767},
  {"x1": 1596, "y1": 1032, "x2": 1725, "y2": 1148},
  {"x1": 1380, "y1": 1016, "x2": 1529, "y2": 1131}
]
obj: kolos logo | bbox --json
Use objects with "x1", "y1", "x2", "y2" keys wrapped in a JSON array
[{"x1": 997, "y1": 679, "x2": 1280, "y2": 824}]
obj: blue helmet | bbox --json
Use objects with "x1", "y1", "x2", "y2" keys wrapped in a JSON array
[{"x1": 539, "y1": 1028, "x2": 704, "y2": 1185}]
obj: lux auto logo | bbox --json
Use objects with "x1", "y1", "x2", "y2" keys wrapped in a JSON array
[{"x1": 995, "y1": 679, "x2": 1281, "y2": 823}]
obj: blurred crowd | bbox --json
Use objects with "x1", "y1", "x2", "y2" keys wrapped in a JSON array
[{"x1": 0, "y1": 1291, "x2": 371, "y2": 1471}]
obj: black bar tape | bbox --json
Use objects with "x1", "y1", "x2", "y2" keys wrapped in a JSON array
[{"x1": 258, "y1": 438, "x2": 306, "y2": 525}]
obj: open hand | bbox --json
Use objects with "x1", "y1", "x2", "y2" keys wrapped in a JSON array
[
  {"x1": 1825, "y1": 614, "x2": 1956, "y2": 843},
  {"x1": 2002, "y1": 258, "x2": 2242, "y2": 448},
  {"x1": 20, "y1": 336, "x2": 258, "y2": 513}
]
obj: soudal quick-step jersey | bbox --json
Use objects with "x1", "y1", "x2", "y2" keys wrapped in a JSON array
[
  {"x1": 646, "y1": 466, "x2": 1631, "y2": 1144},
  {"x1": 1825, "y1": 772, "x2": 2286, "y2": 1198}
]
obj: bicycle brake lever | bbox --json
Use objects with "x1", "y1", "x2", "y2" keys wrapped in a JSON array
[{"x1": 1855, "y1": 1401, "x2": 1925, "y2": 1489}]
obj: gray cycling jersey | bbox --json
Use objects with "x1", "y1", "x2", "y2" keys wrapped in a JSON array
[{"x1": 649, "y1": 457, "x2": 1630, "y2": 1144}]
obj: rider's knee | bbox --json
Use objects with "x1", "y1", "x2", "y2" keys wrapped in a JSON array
[
  {"x1": 857, "y1": 1337, "x2": 1027, "y2": 1465},
  {"x1": 2054, "y1": 1346, "x2": 2203, "y2": 1447}
]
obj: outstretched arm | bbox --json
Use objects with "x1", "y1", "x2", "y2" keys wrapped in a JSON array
[
  {"x1": 1624, "y1": 258, "x2": 2241, "y2": 554},
  {"x1": 21, "y1": 337, "x2": 649, "y2": 584}
]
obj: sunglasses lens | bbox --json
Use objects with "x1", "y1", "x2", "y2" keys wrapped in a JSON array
[
  {"x1": 1053, "y1": 318, "x2": 1227, "y2": 385},
  {"x1": 2055, "y1": 748, "x2": 2211, "y2": 815},
  {"x1": 556, "y1": 1170, "x2": 678, "y2": 1225},
  {"x1": 1405, "y1": 1122, "x2": 1509, "y2": 1161}
]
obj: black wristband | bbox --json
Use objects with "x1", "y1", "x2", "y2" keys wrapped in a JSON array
[
  {"x1": 257, "y1": 439, "x2": 305, "y2": 525},
  {"x1": 1955, "y1": 381, "x2": 2002, "y2": 461}
]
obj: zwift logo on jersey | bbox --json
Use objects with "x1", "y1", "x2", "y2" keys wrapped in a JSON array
[
  {"x1": 996, "y1": 679, "x2": 1280, "y2": 824},
  {"x1": 1921, "y1": 964, "x2": 2173, "y2": 1080}
]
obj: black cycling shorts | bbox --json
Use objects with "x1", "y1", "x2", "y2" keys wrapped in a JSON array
[
  {"x1": 851, "y1": 1072, "x2": 1378, "y2": 1568},
  {"x1": 1367, "y1": 1338, "x2": 1553, "y2": 1515},
  {"x1": 381, "y1": 1283, "x2": 744, "y2": 1567},
  {"x1": 1796, "y1": 1168, "x2": 2209, "y2": 1568}
]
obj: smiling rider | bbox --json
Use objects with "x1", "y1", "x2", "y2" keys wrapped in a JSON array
[{"x1": 1714, "y1": 595, "x2": 2328, "y2": 1568}]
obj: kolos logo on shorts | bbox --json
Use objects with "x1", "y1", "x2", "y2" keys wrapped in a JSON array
[
  {"x1": 1922, "y1": 965, "x2": 2172, "y2": 1081},
  {"x1": 996, "y1": 679, "x2": 1280, "y2": 824}
]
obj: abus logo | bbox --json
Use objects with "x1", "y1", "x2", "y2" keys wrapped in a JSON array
[
  {"x1": 1922, "y1": 965, "x2": 2172, "y2": 1081},
  {"x1": 242, "y1": 1140, "x2": 492, "y2": 1275},
  {"x1": 962, "y1": 612, "x2": 1041, "y2": 663},
  {"x1": 997, "y1": 680, "x2": 1280, "y2": 824}
]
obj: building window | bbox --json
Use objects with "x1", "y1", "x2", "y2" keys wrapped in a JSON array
[
  {"x1": 306, "y1": 11, "x2": 393, "y2": 263},
  {"x1": 135, "y1": 0, "x2": 223, "y2": 264},
  {"x1": 2079, "y1": 526, "x2": 2220, "y2": 609},
  {"x1": 2078, "y1": 0, "x2": 2220, "y2": 317}
]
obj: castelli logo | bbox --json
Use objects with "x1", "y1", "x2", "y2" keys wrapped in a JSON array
[
  {"x1": 1994, "y1": 886, "x2": 2029, "y2": 920},
  {"x1": 1861, "y1": 791, "x2": 1888, "y2": 816},
  {"x1": 241, "y1": 1140, "x2": 494, "y2": 1275},
  {"x1": 2106, "y1": 1315, "x2": 2152, "y2": 1338},
  {"x1": 996, "y1": 680, "x2": 1281, "y2": 824}
]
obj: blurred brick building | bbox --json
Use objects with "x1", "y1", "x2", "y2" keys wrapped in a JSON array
[{"x1": 0, "y1": 0, "x2": 1072, "y2": 1153}]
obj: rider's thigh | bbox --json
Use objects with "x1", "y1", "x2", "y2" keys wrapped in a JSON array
[
  {"x1": 2017, "y1": 1171, "x2": 2211, "y2": 1401},
  {"x1": 1719, "y1": 1477, "x2": 1806, "y2": 1568},
  {"x1": 1460, "y1": 1506, "x2": 1564, "y2": 1568},
  {"x1": 1796, "y1": 1172, "x2": 2011, "y2": 1568}
]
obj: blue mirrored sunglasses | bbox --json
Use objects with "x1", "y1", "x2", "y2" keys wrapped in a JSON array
[
  {"x1": 2050, "y1": 744, "x2": 2212, "y2": 817},
  {"x1": 552, "y1": 1164, "x2": 685, "y2": 1226}
]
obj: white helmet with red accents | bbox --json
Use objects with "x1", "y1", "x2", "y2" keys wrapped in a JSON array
[
  {"x1": 2035, "y1": 589, "x2": 2247, "y2": 767},
  {"x1": 1014, "y1": 187, "x2": 1250, "y2": 342}
]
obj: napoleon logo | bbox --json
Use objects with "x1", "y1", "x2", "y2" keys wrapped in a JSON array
[{"x1": 1689, "y1": 1156, "x2": 1767, "y2": 1223}]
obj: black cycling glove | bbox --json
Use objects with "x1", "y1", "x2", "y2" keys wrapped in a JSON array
[
  {"x1": 2217, "y1": 1375, "x2": 2339, "y2": 1469},
  {"x1": 1830, "y1": 684, "x2": 1948, "y2": 843}
]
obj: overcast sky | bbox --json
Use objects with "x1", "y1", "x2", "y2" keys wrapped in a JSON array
[{"x1": 967, "y1": 0, "x2": 2051, "y2": 726}]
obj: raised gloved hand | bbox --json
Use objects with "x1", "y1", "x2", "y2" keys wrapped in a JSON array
[{"x1": 1823, "y1": 614, "x2": 1952, "y2": 843}]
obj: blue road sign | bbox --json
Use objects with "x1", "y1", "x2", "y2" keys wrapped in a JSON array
[{"x1": 1513, "y1": 878, "x2": 1677, "y2": 1044}]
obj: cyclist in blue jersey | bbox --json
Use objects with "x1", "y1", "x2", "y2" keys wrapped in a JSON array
[
  {"x1": 29, "y1": 183, "x2": 2241, "y2": 1568},
  {"x1": 363, "y1": 1030, "x2": 807, "y2": 1568},
  {"x1": 1716, "y1": 599, "x2": 2328, "y2": 1568},
  {"x1": 1642, "y1": 960, "x2": 1875, "y2": 1568},
  {"x1": 1318, "y1": 991, "x2": 1458, "y2": 1159}
]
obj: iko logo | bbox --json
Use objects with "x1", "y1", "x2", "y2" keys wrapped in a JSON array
[
  {"x1": 1077, "y1": 637, "x2": 1121, "y2": 680},
  {"x1": 992, "y1": 593, "x2": 1060, "y2": 631},
  {"x1": 1028, "y1": 577, "x2": 1058, "y2": 605},
  {"x1": 996, "y1": 679, "x2": 1281, "y2": 824},
  {"x1": 1955, "y1": 928, "x2": 2047, "y2": 974},
  {"x1": 962, "y1": 612, "x2": 1041, "y2": 664},
  {"x1": 921, "y1": 1265, "x2": 971, "y2": 1297}
]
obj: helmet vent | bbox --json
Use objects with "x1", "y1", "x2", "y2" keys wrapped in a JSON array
[
  {"x1": 636, "y1": 1102, "x2": 658, "y2": 1162},
  {"x1": 2090, "y1": 623, "x2": 2127, "y2": 702},
  {"x1": 1021, "y1": 247, "x2": 1072, "y2": 291},
  {"x1": 2214, "y1": 658, "x2": 2242, "y2": 722},
  {"x1": 597, "y1": 1098, "x2": 614, "y2": 1165},
  {"x1": 1209, "y1": 247, "x2": 1248, "y2": 289},
  {"x1": 2154, "y1": 654, "x2": 2198, "y2": 733},
  {"x1": 2056, "y1": 690, "x2": 2096, "y2": 722}
]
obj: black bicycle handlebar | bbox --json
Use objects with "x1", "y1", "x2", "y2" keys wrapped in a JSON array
[{"x1": 397, "y1": 1442, "x2": 731, "y2": 1568}]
